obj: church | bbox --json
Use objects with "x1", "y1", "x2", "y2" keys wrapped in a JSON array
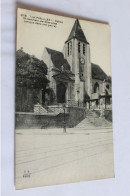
[{"x1": 41, "y1": 19, "x2": 112, "y2": 109}]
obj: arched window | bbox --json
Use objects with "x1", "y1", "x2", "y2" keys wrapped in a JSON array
[
  {"x1": 105, "y1": 84, "x2": 110, "y2": 95},
  {"x1": 94, "y1": 82, "x2": 99, "y2": 93},
  {"x1": 78, "y1": 42, "x2": 80, "y2": 53},
  {"x1": 68, "y1": 42, "x2": 69, "y2": 56},
  {"x1": 106, "y1": 84, "x2": 110, "y2": 89},
  {"x1": 83, "y1": 44, "x2": 85, "y2": 55},
  {"x1": 68, "y1": 41, "x2": 72, "y2": 56},
  {"x1": 69, "y1": 41, "x2": 72, "y2": 55}
]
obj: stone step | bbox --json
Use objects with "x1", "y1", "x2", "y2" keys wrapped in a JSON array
[
  {"x1": 34, "y1": 104, "x2": 53, "y2": 114},
  {"x1": 75, "y1": 109, "x2": 112, "y2": 129}
]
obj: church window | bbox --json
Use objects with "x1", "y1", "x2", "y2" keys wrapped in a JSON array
[
  {"x1": 94, "y1": 82, "x2": 99, "y2": 93},
  {"x1": 68, "y1": 41, "x2": 72, "y2": 56},
  {"x1": 83, "y1": 44, "x2": 85, "y2": 55},
  {"x1": 69, "y1": 41, "x2": 72, "y2": 55},
  {"x1": 68, "y1": 42, "x2": 69, "y2": 56},
  {"x1": 106, "y1": 84, "x2": 110, "y2": 89},
  {"x1": 78, "y1": 42, "x2": 80, "y2": 53}
]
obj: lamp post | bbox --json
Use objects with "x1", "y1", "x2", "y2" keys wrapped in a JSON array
[
  {"x1": 63, "y1": 103, "x2": 66, "y2": 133},
  {"x1": 76, "y1": 83, "x2": 80, "y2": 107},
  {"x1": 77, "y1": 90, "x2": 80, "y2": 106}
]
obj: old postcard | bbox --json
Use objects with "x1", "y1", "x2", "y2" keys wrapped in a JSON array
[{"x1": 15, "y1": 8, "x2": 114, "y2": 189}]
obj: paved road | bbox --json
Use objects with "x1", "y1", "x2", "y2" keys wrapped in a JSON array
[{"x1": 15, "y1": 128, "x2": 114, "y2": 189}]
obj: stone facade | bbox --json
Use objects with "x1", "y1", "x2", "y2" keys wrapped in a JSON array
[{"x1": 41, "y1": 19, "x2": 112, "y2": 108}]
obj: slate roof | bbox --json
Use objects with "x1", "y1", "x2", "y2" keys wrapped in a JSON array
[
  {"x1": 46, "y1": 47, "x2": 73, "y2": 74},
  {"x1": 46, "y1": 48, "x2": 110, "y2": 82},
  {"x1": 53, "y1": 72, "x2": 75, "y2": 82},
  {"x1": 65, "y1": 19, "x2": 88, "y2": 43},
  {"x1": 92, "y1": 63, "x2": 111, "y2": 82}
]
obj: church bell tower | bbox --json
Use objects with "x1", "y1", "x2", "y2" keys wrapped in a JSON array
[{"x1": 63, "y1": 19, "x2": 92, "y2": 101}]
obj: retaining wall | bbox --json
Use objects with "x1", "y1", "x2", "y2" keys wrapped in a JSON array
[
  {"x1": 16, "y1": 107, "x2": 86, "y2": 129},
  {"x1": 94, "y1": 109, "x2": 112, "y2": 122}
]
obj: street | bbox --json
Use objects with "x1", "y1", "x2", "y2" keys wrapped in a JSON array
[{"x1": 15, "y1": 128, "x2": 114, "y2": 189}]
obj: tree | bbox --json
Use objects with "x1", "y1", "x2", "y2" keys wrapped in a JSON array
[
  {"x1": 16, "y1": 48, "x2": 49, "y2": 112},
  {"x1": 16, "y1": 48, "x2": 49, "y2": 88}
]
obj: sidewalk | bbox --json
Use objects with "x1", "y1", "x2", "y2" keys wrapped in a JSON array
[{"x1": 16, "y1": 127, "x2": 113, "y2": 135}]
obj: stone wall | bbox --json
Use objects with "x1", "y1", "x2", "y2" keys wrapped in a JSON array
[
  {"x1": 104, "y1": 109, "x2": 113, "y2": 122},
  {"x1": 15, "y1": 112, "x2": 68, "y2": 129},
  {"x1": 67, "y1": 107, "x2": 86, "y2": 127},
  {"x1": 64, "y1": 39, "x2": 74, "y2": 72},
  {"x1": 94, "y1": 109, "x2": 112, "y2": 122},
  {"x1": 16, "y1": 107, "x2": 86, "y2": 129},
  {"x1": 48, "y1": 105, "x2": 69, "y2": 113},
  {"x1": 84, "y1": 43, "x2": 92, "y2": 97},
  {"x1": 16, "y1": 87, "x2": 42, "y2": 112}
]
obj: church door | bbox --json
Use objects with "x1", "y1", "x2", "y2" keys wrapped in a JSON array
[{"x1": 57, "y1": 83, "x2": 66, "y2": 103}]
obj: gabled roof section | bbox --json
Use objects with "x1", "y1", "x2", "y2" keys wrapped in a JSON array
[
  {"x1": 53, "y1": 72, "x2": 75, "y2": 82},
  {"x1": 46, "y1": 47, "x2": 72, "y2": 73},
  {"x1": 92, "y1": 63, "x2": 111, "y2": 82},
  {"x1": 65, "y1": 19, "x2": 88, "y2": 43}
]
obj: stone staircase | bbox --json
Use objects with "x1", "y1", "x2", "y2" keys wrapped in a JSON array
[
  {"x1": 76, "y1": 109, "x2": 112, "y2": 129},
  {"x1": 34, "y1": 104, "x2": 67, "y2": 115},
  {"x1": 34, "y1": 104, "x2": 53, "y2": 114}
]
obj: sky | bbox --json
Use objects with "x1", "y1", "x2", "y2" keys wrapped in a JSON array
[{"x1": 17, "y1": 8, "x2": 111, "y2": 76}]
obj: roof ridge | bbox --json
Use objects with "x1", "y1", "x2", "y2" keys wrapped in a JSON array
[
  {"x1": 45, "y1": 47, "x2": 62, "y2": 54},
  {"x1": 53, "y1": 72, "x2": 74, "y2": 81}
]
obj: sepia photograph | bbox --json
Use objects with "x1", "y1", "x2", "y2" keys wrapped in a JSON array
[{"x1": 15, "y1": 8, "x2": 114, "y2": 189}]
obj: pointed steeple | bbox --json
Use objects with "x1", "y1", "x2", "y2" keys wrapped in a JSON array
[{"x1": 65, "y1": 19, "x2": 87, "y2": 43}]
